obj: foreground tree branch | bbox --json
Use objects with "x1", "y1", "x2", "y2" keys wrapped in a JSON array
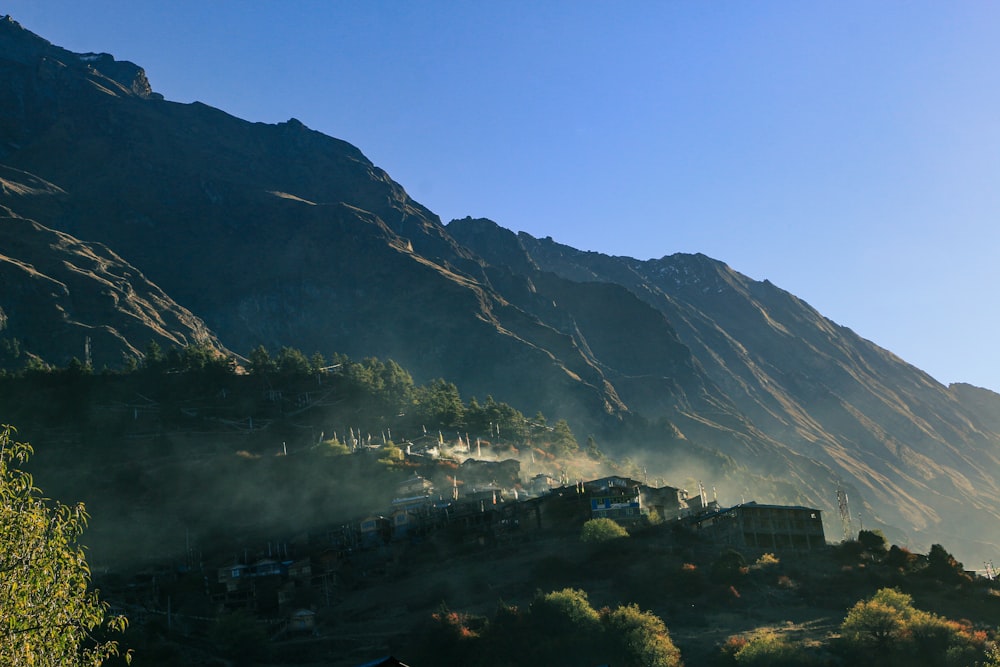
[{"x1": 0, "y1": 425, "x2": 128, "y2": 666}]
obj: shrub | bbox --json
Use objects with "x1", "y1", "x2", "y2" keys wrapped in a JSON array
[
  {"x1": 320, "y1": 437, "x2": 350, "y2": 456},
  {"x1": 754, "y1": 552, "x2": 780, "y2": 568},
  {"x1": 732, "y1": 629, "x2": 812, "y2": 666},
  {"x1": 884, "y1": 544, "x2": 917, "y2": 571},
  {"x1": 840, "y1": 590, "x2": 910, "y2": 651},
  {"x1": 857, "y1": 529, "x2": 888, "y2": 556},
  {"x1": 837, "y1": 586, "x2": 988, "y2": 665},
  {"x1": 581, "y1": 517, "x2": 629, "y2": 543},
  {"x1": 602, "y1": 603, "x2": 682, "y2": 667}
]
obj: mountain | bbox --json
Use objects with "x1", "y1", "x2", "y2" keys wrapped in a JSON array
[
  {"x1": 0, "y1": 196, "x2": 222, "y2": 368},
  {"x1": 2, "y1": 16, "x2": 1000, "y2": 565},
  {"x1": 449, "y1": 219, "x2": 1000, "y2": 560},
  {"x1": 0, "y1": 15, "x2": 633, "y2": 423}
]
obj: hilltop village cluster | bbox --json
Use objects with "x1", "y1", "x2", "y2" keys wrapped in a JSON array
[{"x1": 167, "y1": 444, "x2": 827, "y2": 634}]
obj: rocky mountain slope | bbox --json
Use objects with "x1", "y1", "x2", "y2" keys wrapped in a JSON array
[
  {"x1": 2, "y1": 16, "x2": 1000, "y2": 565},
  {"x1": 0, "y1": 197, "x2": 222, "y2": 368},
  {"x1": 0, "y1": 15, "x2": 633, "y2": 422},
  {"x1": 449, "y1": 219, "x2": 1000, "y2": 562}
]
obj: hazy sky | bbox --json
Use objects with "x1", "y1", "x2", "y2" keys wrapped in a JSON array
[{"x1": 7, "y1": 2, "x2": 1000, "y2": 392}]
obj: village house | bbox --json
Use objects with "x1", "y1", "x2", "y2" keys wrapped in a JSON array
[
  {"x1": 639, "y1": 483, "x2": 691, "y2": 521},
  {"x1": 396, "y1": 473, "x2": 434, "y2": 497},
  {"x1": 690, "y1": 502, "x2": 826, "y2": 551},
  {"x1": 287, "y1": 608, "x2": 317, "y2": 634},
  {"x1": 584, "y1": 476, "x2": 645, "y2": 523},
  {"x1": 359, "y1": 515, "x2": 392, "y2": 547},
  {"x1": 526, "y1": 472, "x2": 559, "y2": 496}
]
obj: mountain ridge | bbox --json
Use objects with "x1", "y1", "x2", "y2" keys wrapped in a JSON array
[
  {"x1": 1, "y1": 17, "x2": 1000, "y2": 566},
  {"x1": 452, "y1": 222, "x2": 1000, "y2": 557}
]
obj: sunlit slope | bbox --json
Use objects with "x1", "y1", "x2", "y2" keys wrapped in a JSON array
[
  {"x1": 497, "y1": 228, "x2": 1000, "y2": 559},
  {"x1": 0, "y1": 206, "x2": 223, "y2": 367}
]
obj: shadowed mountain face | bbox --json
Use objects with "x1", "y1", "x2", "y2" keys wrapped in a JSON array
[
  {"x1": 0, "y1": 16, "x2": 628, "y2": 423},
  {"x1": 2, "y1": 16, "x2": 1000, "y2": 565}
]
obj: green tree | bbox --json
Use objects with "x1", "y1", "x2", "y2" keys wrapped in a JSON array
[
  {"x1": 247, "y1": 345, "x2": 277, "y2": 375},
  {"x1": 839, "y1": 587, "x2": 987, "y2": 665},
  {"x1": 0, "y1": 426, "x2": 127, "y2": 665},
  {"x1": 142, "y1": 340, "x2": 164, "y2": 371},
  {"x1": 925, "y1": 543, "x2": 971, "y2": 584},
  {"x1": 530, "y1": 587, "x2": 601, "y2": 635},
  {"x1": 581, "y1": 517, "x2": 629, "y2": 543},
  {"x1": 415, "y1": 378, "x2": 465, "y2": 428},
  {"x1": 374, "y1": 359, "x2": 415, "y2": 416},
  {"x1": 275, "y1": 346, "x2": 311, "y2": 376},
  {"x1": 730, "y1": 628, "x2": 812, "y2": 666},
  {"x1": 985, "y1": 642, "x2": 1000, "y2": 667},
  {"x1": 602, "y1": 603, "x2": 682, "y2": 667},
  {"x1": 65, "y1": 357, "x2": 92, "y2": 377},
  {"x1": 377, "y1": 442, "x2": 404, "y2": 468},
  {"x1": 529, "y1": 411, "x2": 548, "y2": 439},
  {"x1": 309, "y1": 351, "x2": 327, "y2": 374},
  {"x1": 840, "y1": 588, "x2": 913, "y2": 653},
  {"x1": 526, "y1": 588, "x2": 603, "y2": 663},
  {"x1": 585, "y1": 435, "x2": 602, "y2": 459},
  {"x1": 857, "y1": 529, "x2": 888, "y2": 557},
  {"x1": 549, "y1": 418, "x2": 579, "y2": 457},
  {"x1": 884, "y1": 544, "x2": 917, "y2": 571},
  {"x1": 467, "y1": 396, "x2": 527, "y2": 441},
  {"x1": 178, "y1": 342, "x2": 233, "y2": 376}
]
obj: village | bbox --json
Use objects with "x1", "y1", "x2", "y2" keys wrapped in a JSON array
[{"x1": 102, "y1": 433, "x2": 827, "y2": 646}]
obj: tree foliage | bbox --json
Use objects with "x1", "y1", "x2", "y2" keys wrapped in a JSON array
[
  {"x1": 413, "y1": 588, "x2": 681, "y2": 667},
  {"x1": 603, "y1": 602, "x2": 682, "y2": 667},
  {"x1": 0, "y1": 426, "x2": 127, "y2": 665},
  {"x1": 414, "y1": 378, "x2": 465, "y2": 428},
  {"x1": 925, "y1": 543, "x2": 972, "y2": 585},
  {"x1": 729, "y1": 628, "x2": 814, "y2": 666},
  {"x1": 857, "y1": 528, "x2": 888, "y2": 556},
  {"x1": 581, "y1": 517, "x2": 629, "y2": 543},
  {"x1": 838, "y1": 587, "x2": 989, "y2": 665}
]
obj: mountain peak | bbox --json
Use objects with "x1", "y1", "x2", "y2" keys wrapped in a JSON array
[{"x1": 0, "y1": 15, "x2": 158, "y2": 99}]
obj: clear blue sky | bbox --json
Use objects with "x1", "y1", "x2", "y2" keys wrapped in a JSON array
[{"x1": 7, "y1": 1, "x2": 1000, "y2": 392}]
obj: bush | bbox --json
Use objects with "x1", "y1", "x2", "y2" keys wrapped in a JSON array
[
  {"x1": 420, "y1": 587, "x2": 686, "y2": 667},
  {"x1": 524, "y1": 588, "x2": 604, "y2": 664},
  {"x1": 581, "y1": 517, "x2": 629, "y2": 543},
  {"x1": 320, "y1": 437, "x2": 350, "y2": 456},
  {"x1": 731, "y1": 629, "x2": 813, "y2": 666},
  {"x1": 753, "y1": 552, "x2": 780, "y2": 569},
  {"x1": 602, "y1": 603, "x2": 682, "y2": 667},
  {"x1": 840, "y1": 588, "x2": 911, "y2": 651},
  {"x1": 837, "y1": 586, "x2": 989, "y2": 665},
  {"x1": 857, "y1": 529, "x2": 888, "y2": 556}
]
